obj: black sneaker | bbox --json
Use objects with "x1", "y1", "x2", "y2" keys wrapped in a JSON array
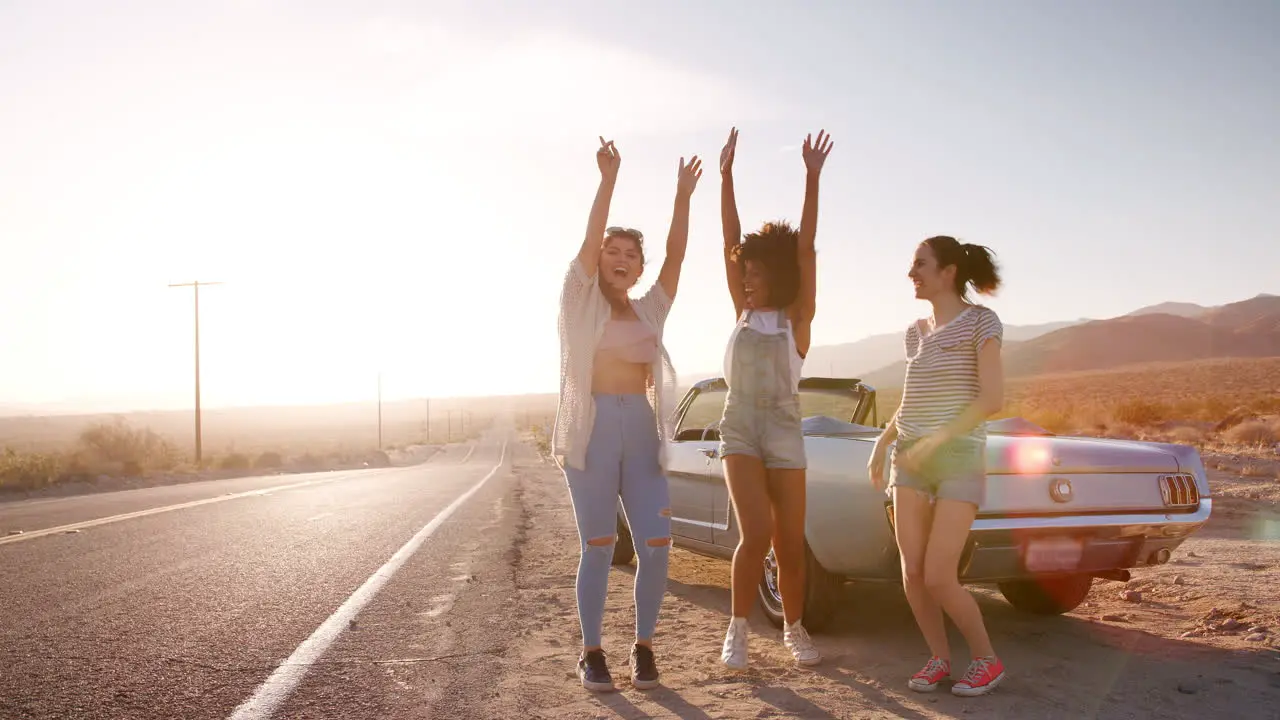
[
  {"x1": 630, "y1": 643, "x2": 660, "y2": 690},
  {"x1": 577, "y1": 649, "x2": 615, "y2": 692}
]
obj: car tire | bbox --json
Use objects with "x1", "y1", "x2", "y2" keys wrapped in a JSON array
[
  {"x1": 998, "y1": 574, "x2": 1094, "y2": 615},
  {"x1": 611, "y1": 515, "x2": 636, "y2": 566},
  {"x1": 757, "y1": 544, "x2": 841, "y2": 632}
]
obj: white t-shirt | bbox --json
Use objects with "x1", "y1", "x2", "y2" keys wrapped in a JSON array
[{"x1": 722, "y1": 309, "x2": 805, "y2": 396}]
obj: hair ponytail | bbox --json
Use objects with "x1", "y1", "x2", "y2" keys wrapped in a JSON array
[
  {"x1": 960, "y1": 242, "x2": 1001, "y2": 295},
  {"x1": 923, "y1": 235, "x2": 1002, "y2": 299}
]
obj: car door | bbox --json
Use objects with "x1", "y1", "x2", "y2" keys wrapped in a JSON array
[
  {"x1": 710, "y1": 376, "x2": 879, "y2": 552},
  {"x1": 664, "y1": 384, "x2": 728, "y2": 544},
  {"x1": 709, "y1": 448, "x2": 737, "y2": 550}
]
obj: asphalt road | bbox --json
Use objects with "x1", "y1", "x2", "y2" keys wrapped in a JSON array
[{"x1": 0, "y1": 423, "x2": 526, "y2": 720}]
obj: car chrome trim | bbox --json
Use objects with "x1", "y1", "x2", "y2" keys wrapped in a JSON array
[
  {"x1": 1049, "y1": 477, "x2": 1073, "y2": 503},
  {"x1": 678, "y1": 517, "x2": 731, "y2": 531},
  {"x1": 971, "y1": 498, "x2": 1211, "y2": 532}
]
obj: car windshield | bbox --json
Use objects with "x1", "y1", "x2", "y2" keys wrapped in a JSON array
[
  {"x1": 799, "y1": 389, "x2": 867, "y2": 425},
  {"x1": 675, "y1": 379, "x2": 874, "y2": 436}
]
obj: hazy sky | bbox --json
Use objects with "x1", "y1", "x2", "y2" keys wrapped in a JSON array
[{"x1": 3, "y1": 0, "x2": 1277, "y2": 411}]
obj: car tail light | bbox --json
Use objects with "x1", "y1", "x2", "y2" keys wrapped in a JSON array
[{"x1": 1159, "y1": 474, "x2": 1200, "y2": 508}]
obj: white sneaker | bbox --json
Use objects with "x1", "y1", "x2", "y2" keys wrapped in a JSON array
[
  {"x1": 721, "y1": 617, "x2": 749, "y2": 670},
  {"x1": 783, "y1": 621, "x2": 822, "y2": 666}
]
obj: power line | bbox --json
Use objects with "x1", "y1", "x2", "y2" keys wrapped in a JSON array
[{"x1": 168, "y1": 280, "x2": 223, "y2": 467}]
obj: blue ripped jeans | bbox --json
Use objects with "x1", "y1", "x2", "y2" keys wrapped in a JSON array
[{"x1": 564, "y1": 394, "x2": 672, "y2": 649}]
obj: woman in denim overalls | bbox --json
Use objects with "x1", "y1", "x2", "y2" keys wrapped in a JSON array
[{"x1": 715, "y1": 127, "x2": 833, "y2": 669}]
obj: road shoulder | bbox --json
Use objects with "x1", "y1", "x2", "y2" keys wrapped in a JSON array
[{"x1": 493, "y1": 440, "x2": 1280, "y2": 720}]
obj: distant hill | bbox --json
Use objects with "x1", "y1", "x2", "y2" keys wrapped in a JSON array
[
  {"x1": 1126, "y1": 301, "x2": 1209, "y2": 318},
  {"x1": 685, "y1": 318, "x2": 1086, "y2": 385},
  {"x1": 862, "y1": 294, "x2": 1280, "y2": 389},
  {"x1": 1200, "y1": 293, "x2": 1280, "y2": 333}
]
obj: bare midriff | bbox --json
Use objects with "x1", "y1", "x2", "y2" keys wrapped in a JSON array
[
  {"x1": 591, "y1": 353, "x2": 652, "y2": 395},
  {"x1": 592, "y1": 317, "x2": 657, "y2": 395}
]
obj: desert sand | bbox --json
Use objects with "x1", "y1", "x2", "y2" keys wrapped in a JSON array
[{"x1": 492, "y1": 440, "x2": 1280, "y2": 720}]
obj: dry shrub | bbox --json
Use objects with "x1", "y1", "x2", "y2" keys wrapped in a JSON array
[
  {"x1": 254, "y1": 451, "x2": 283, "y2": 470},
  {"x1": 1009, "y1": 406, "x2": 1073, "y2": 434},
  {"x1": 1111, "y1": 399, "x2": 1169, "y2": 426},
  {"x1": 1170, "y1": 426, "x2": 1206, "y2": 444},
  {"x1": 219, "y1": 453, "x2": 251, "y2": 471},
  {"x1": 1102, "y1": 423, "x2": 1140, "y2": 440},
  {"x1": 0, "y1": 448, "x2": 64, "y2": 490},
  {"x1": 1239, "y1": 465, "x2": 1274, "y2": 479},
  {"x1": 78, "y1": 417, "x2": 181, "y2": 472},
  {"x1": 1225, "y1": 420, "x2": 1277, "y2": 447},
  {"x1": 293, "y1": 452, "x2": 323, "y2": 471}
]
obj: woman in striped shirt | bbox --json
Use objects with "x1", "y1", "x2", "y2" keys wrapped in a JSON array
[{"x1": 867, "y1": 235, "x2": 1007, "y2": 697}]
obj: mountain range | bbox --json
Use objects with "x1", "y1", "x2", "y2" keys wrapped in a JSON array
[
  {"x1": 683, "y1": 293, "x2": 1279, "y2": 389},
  {"x1": 5, "y1": 295, "x2": 1276, "y2": 417},
  {"x1": 857, "y1": 293, "x2": 1280, "y2": 389}
]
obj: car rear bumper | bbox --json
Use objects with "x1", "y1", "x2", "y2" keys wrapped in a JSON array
[
  {"x1": 880, "y1": 498, "x2": 1212, "y2": 583},
  {"x1": 958, "y1": 499, "x2": 1212, "y2": 581}
]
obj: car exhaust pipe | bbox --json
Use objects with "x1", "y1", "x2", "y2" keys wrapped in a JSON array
[
  {"x1": 1148, "y1": 548, "x2": 1172, "y2": 565},
  {"x1": 1093, "y1": 569, "x2": 1131, "y2": 582}
]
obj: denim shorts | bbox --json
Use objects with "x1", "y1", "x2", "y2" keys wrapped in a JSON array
[
  {"x1": 888, "y1": 436, "x2": 987, "y2": 507},
  {"x1": 718, "y1": 399, "x2": 807, "y2": 470}
]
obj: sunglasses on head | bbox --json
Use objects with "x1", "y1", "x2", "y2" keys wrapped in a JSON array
[{"x1": 605, "y1": 226, "x2": 644, "y2": 242}]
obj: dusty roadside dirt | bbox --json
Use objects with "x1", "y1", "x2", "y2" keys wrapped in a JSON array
[{"x1": 490, "y1": 441, "x2": 1280, "y2": 720}]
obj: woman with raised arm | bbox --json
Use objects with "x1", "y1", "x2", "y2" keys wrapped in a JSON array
[
  {"x1": 553, "y1": 136, "x2": 702, "y2": 693},
  {"x1": 716, "y1": 127, "x2": 832, "y2": 670},
  {"x1": 867, "y1": 236, "x2": 1007, "y2": 697}
]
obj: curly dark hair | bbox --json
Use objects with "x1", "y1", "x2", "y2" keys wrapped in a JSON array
[{"x1": 729, "y1": 220, "x2": 801, "y2": 308}]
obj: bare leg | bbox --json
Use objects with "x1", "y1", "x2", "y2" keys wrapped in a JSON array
[
  {"x1": 923, "y1": 499, "x2": 994, "y2": 658},
  {"x1": 766, "y1": 468, "x2": 807, "y2": 626},
  {"x1": 894, "y1": 487, "x2": 949, "y2": 661},
  {"x1": 724, "y1": 454, "x2": 773, "y2": 618}
]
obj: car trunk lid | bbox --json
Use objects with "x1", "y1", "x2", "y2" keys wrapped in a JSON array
[{"x1": 979, "y1": 435, "x2": 1188, "y2": 516}]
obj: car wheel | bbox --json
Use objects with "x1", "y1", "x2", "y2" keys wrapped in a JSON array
[
  {"x1": 998, "y1": 574, "x2": 1094, "y2": 615},
  {"x1": 757, "y1": 544, "x2": 840, "y2": 632},
  {"x1": 611, "y1": 515, "x2": 636, "y2": 566}
]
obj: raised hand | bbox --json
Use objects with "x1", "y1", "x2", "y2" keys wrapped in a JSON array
[
  {"x1": 677, "y1": 155, "x2": 703, "y2": 198},
  {"x1": 597, "y1": 136, "x2": 621, "y2": 179},
  {"x1": 719, "y1": 127, "x2": 738, "y2": 175},
  {"x1": 802, "y1": 129, "x2": 833, "y2": 174}
]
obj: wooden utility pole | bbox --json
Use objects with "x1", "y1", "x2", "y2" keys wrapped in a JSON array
[
  {"x1": 168, "y1": 280, "x2": 222, "y2": 467},
  {"x1": 377, "y1": 371, "x2": 383, "y2": 450}
]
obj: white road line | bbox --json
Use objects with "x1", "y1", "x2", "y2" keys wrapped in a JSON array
[
  {"x1": 0, "y1": 472, "x2": 379, "y2": 547},
  {"x1": 227, "y1": 440, "x2": 509, "y2": 720},
  {"x1": 461, "y1": 443, "x2": 476, "y2": 463}
]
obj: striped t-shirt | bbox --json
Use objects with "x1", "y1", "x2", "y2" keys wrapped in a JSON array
[{"x1": 896, "y1": 305, "x2": 1003, "y2": 444}]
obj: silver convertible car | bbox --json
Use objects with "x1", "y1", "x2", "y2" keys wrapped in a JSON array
[{"x1": 611, "y1": 377, "x2": 1213, "y2": 632}]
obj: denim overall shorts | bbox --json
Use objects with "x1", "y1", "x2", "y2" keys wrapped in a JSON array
[{"x1": 717, "y1": 310, "x2": 806, "y2": 469}]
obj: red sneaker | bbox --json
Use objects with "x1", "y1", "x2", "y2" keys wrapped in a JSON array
[
  {"x1": 952, "y1": 656, "x2": 1005, "y2": 697},
  {"x1": 908, "y1": 656, "x2": 951, "y2": 692}
]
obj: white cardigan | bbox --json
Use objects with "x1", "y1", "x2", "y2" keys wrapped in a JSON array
[{"x1": 553, "y1": 257, "x2": 678, "y2": 472}]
